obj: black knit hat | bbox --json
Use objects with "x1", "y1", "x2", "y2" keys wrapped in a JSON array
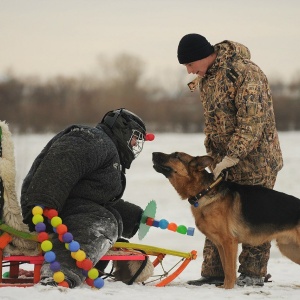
[{"x1": 177, "y1": 33, "x2": 214, "y2": 64}]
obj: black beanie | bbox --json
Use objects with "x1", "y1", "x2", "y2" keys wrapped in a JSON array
[{"x1": 177, "y1": 33, "x2": 214, "y2": 64}]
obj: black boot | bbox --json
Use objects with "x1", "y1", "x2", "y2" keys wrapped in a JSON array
[
  {"x1": 187, "y1": 276, "x2": 224, "y2": 286},
  {"x1": 94, "y1": 260, "x2": 110, "y2": 274}
]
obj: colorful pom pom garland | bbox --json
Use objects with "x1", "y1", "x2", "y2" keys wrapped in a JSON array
[
  {"x1": 144, "y1": 217, "x2": 195, "y2": 236},
  {"x1": 32, "y1": 205, "x2": 104, "y2": 289}
]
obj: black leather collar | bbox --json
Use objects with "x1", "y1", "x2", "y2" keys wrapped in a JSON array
[{"x1": 188, "y1": 176, "x2": 223, "y2": 207}]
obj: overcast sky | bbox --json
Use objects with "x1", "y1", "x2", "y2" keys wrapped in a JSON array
[{"x1": 1, "y1": 0, "x2": 300, "y2": 83}]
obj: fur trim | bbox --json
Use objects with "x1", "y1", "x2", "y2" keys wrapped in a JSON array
[
  {"x1": 111, "y1": 250, "x2": 154, "y2": 283},
  {"x1": 0, "y1": 121, "x2": 39, "y2": 255},
  {"x1": 127, "y1": 259, "x2": 154, "y2": 282}
]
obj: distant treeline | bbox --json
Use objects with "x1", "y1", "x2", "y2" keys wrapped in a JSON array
[{"x1": 1, "y1": 54, "x2": 300, "y2": 133}]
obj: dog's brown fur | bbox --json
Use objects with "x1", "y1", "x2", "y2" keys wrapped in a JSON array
[{"x1": 152, "y1": 151, "x2": 300, "y2": 289}]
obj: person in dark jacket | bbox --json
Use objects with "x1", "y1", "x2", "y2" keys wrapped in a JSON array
[{"x1": 21, "y1": 108, "x2": 153, "y2": 288}]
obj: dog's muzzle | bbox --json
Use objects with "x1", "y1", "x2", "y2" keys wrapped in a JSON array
[
  {"x1": 152, "y1": 152, "x2": 174, "y2": 178},
  {"x1": 153, "y1": 164, "x2": 173, "y2": 178}
]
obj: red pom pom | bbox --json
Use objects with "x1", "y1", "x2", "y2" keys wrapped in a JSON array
[
  {"x1": 58, "y1": 234, "x2": 64, "y2": 242},
  {"x1": 43, "y1": 208, "x2": 50, "y2": 218},
  {"x1": 146, "y1": 217, "x2": 154, "y2": 226},
  {"x1": 76, "y1": 260, "x2": 84, "y2": 268},
  {"x1": 37, "y1": 232, "x2": 49, "y2": 243},
  {"x1": 85, "y1": 277, "x2": 94, "y2": 286},
  {"x1": 145, "y1": 133, "x2": 155, "y2": 141},
  {"x1": 81, "y1": 258, "x2": 93, "y2": 271},
  {"x1": 58, "y1": 280, "x2": 69, "y2": 288},
  {"x1": 56, "y1": 224, "x2": 68, "y2": 235},
  {"x1": 47, "y1": 209, "x2": 58, "y2": 219}
]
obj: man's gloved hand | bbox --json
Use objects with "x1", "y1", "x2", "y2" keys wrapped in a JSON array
[
  {"x1": 213, "y1": 156, "x2": 239, "y2": 179},
  {"x1": 206, "y1": 152, "x2": 213, "y2": 172}
]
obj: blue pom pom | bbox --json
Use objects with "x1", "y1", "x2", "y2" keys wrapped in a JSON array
[
  {"x1": 152, "y1": 220, "x2": 160, "y2": 227},
  {"x1": 69, "y1": 240, "x2": 80, "y2": 252},
  {"x1": 187, "y1": 227, "x2": 195, "y2": 236},
  {"x1": 62, "y1": 232, "x2": 73, "y2": 243},
  {"x1": 50, "y1": 261, "x2": 61, "y2": 272},
  {"x1": 159, "y1": 219, "x2": 169, "y2": 229},
  {"x1": 93, "y1": 277, "x2": 105, "y2": 288},
  {"x1": 35, "y1": 222, "x2": 46, "y2": 232},
  {"x1": 44, "y1": 251, "x2": 56, "y2": 263}
]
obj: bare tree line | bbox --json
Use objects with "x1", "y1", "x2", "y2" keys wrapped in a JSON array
[{"x1": 1, "y1": 53, "x2": 300, "y2": 133}]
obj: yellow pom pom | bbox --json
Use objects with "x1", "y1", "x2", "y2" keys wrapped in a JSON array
[
  {"x1": 51, "y1": 216, "x2": 62, "y2": 227},
  {"x1": 53, "y1": 271, "x2": 65, "y2": 283},
  {"x1": 71, "y1": 251, "x2": 77, "y2": 259},
  {"x1": 41, "y1": 240, "x2": 53, "y2": 252},
  {"x1": 32, "y1": 214, "x2": 44, "y2": 225},
  {"x1": 75, "y1": 250, "x2": 86, "y2": 262},
  {"x1": 32, "y1": 206, "x2": 43, "y2": 215},
  {"x1": 88, "y1": 268, "x2": 99, "y2": 279}
]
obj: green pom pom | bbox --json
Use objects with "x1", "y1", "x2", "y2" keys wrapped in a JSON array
[{"x1": 176, "y1": 225, "x2": 187, "y2": 234}]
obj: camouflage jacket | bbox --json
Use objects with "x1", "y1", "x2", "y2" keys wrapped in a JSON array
[{"x1": 189, "y1": 40, "x2": 283, "y2": 184}]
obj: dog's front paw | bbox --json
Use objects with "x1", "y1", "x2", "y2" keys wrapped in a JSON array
[
  {"x1": 223, "y1": 278, "x2": 236, "y2": 289},
  {"x1": 217, "y1": 284, "x2": 236, "y2": 289}
]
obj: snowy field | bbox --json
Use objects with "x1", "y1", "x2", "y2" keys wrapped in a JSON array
[{"x1": 1, "y1": 131, "x2": 300, "y2": 299}]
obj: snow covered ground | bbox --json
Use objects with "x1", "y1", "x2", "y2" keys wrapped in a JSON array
[{"x1": 1, "y1": 131, "x2": 300, "y2": 299}]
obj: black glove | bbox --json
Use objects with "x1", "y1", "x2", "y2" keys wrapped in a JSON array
[
  {"x1": 111, "y1": 199, "x2": 143, "y2": 239},
  {"x1": 22, "y1": 207, "x2": 36, "y2": 232}
]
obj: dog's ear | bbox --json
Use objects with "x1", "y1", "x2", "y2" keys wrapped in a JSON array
[{"x1": 189, "y1": 155, "x2": 214, "y2": 171}]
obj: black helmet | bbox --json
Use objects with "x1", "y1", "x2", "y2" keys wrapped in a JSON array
[{"x1": 101, "y1": 108, "x2": 146, "y2": 169}]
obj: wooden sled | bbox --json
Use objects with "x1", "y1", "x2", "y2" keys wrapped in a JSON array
[{"x1": 0, "y1": 224, "x2": 197, "y2": 288}]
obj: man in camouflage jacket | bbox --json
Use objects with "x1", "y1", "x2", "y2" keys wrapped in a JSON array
[{"x1": 177, "y1": 34, "x2": 283, "y2": 287}]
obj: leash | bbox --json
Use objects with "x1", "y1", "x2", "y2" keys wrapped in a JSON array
[{"x1": 188, "y1": 175, "x2": 223, "y2": 208}]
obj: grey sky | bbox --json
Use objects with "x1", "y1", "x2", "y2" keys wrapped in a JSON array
[{"x1": 1, "y1": 0, "x2": 300, "y2": 83}]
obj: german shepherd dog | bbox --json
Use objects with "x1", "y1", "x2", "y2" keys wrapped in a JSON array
[{"x1": 152, "y1": 151, "x2": 300, "y2": 289}]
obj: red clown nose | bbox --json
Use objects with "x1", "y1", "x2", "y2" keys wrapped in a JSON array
[{"x1": 145, "y1": 133, "x2": 155, "y2": 141}]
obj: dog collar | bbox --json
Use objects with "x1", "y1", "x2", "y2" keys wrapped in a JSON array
[{"x1": 188, "y1": 176, "x2": 223, "y2": 207}]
